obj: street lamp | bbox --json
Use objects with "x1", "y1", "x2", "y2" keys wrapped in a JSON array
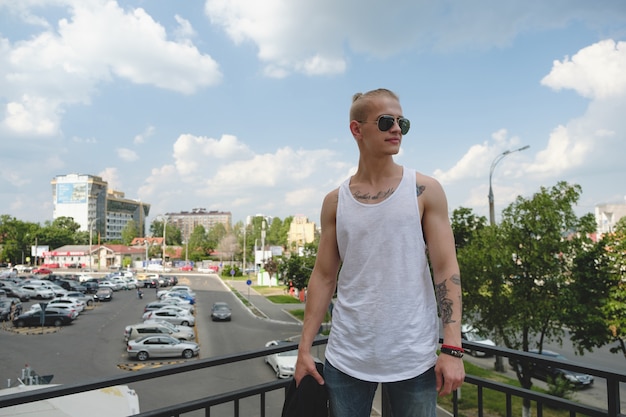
[
  {"x1": 488, "y1": 145, "x2": 530, "y2": 225},
  {"x1": 88, "y1": 218, "x2": 99, "y2": 271}
]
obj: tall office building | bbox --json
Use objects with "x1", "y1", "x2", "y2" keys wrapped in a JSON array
[
  {"x1": 51, "y1": 174, "x2": 150, "y2": 241},
  {"x1": 167, "y1": 208, "x2": 232, "y2": 243}
]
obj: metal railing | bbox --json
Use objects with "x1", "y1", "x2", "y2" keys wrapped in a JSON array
[{"x1": 1, "y1": 338, "x2": 624, "y2": 417}]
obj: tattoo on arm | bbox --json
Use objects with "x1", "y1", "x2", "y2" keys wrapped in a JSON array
[
  {"x1": 435, "y1": 274, "x2": 461, "y2": 325},
  {"x1": 416, "y1": 184, "x2": 425, "y2": 197}
]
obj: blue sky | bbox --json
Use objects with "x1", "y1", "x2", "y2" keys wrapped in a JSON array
[{"x1": 1, "y1": 0, "x2": 625, "y2": 229}]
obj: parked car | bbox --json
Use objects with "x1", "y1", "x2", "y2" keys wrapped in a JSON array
[
  {"x1": 509, "y1": 349, "x2": 594, "y2": 388},
  {"x1": 41, "y1": 284, "x2": 69, "y2": 297},
  {"x1": 0, "y1": 299, "x2": 22, "y2": 321},
  {"x1": 81, "y1": 281, "x2": 99, "y2": 294},
  {"x1": 64, "y1": 291, "x2": 94, "y2": 307},
  {"x1": 20, "y1": 285, "x2": 54, "y2": 299},
  {"x1": 126, "y1": 335, "x2": 199, "y2": 361},
  {"x1": 210, "y1": 302, "x2": 232, "y2": 321},
  {"x1": 0, "y1": 283, "x2": 31, "y2": 301},
  {"x1": 143, "y1": 309, "x2": 195, "y2": 326},
  {"x1": 264, "y1": 340, "x2": 299, "y2": 378},
  {"x1": 27, "y1": 303, "x2": 79, "y2": 319},
  {"x1": 32, "y1": 268, "x2": 53, "y2": 275},
  {"x1": 180, "y1": 265, "x2": 193, "y2": 271},
  {"x1": 124, "y1": 322, "x2": 195, "y2": 343},
  {"x1": 12, "y1": 308, "x2": 74, "y2": 327},
  {"x1": 47, "y1": 297, "x2": 86, "y2": 313},
  {"x1": 161, "y1": 291, "x2": 195, "y2": 305},
  {"x1": 142, "y1": 305, "x2": 192, "y2": 320},
  {"x1": 461, "y1": 325, "x2": 496, "y2": 357},
  {"x1": 93, "y1": 287, "x2": 113, "y2": 302},
  {"x1": 143, "y1": 301, "x2": 193, "y2": 314}
]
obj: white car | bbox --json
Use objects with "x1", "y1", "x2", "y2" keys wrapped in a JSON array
[
  {"x1": 64, "y1": 291, "x2": 94, "y2": 307},
  {"x1": 28, "y1": 303, "x2": 79, "y2": 319},
  {"x1": 98, "y1": 280, "x2": 118, "y2": 291},
  {"x1": 142, "y1": 305, "x2": 192, "y2": 320},
  {"x1": 20, "y1": 285, "x2": 54, "y2": 299},
  {"x1": 143, "y1": 309, "x2": 195, "y2": 327},
  {"x1": 461, "y1": 325, "x2": 496, "y2": 357},
  {"x1": 41, "y1": 284, "x2": 69, "y2": 297},
  {"x1": 264, "y1": 340, "x2": 299, "y2": 379},
  {"x1": 48, "y1": 297, "x2": 86, "y2": 313}
]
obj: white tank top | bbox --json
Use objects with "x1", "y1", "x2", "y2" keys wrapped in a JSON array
[{"x1": 325, "y1": 167, "x2": 439, "y2": 382}]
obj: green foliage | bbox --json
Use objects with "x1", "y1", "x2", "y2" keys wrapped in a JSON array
[
  {"x1": 451, "y1": 207, "x2": 487, "y2": 250},
  {"x1": 187, "y1": 225, "x2": 211, "y2": 261},
  {"x1": 278, "y1": 247, "x2": 316, "y2": 290},
  {"x1": 121, "y1": 220, "x2": 139, "y2": 245},
  {"x1": 456, "y1": 181, "x2": 610, "y2": 392}
]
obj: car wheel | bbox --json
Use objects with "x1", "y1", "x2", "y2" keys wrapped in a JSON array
[
  {"x1": 53, "y1": 319, "x2": 63, "y2": 327},
  {"x1": 182, "y1": 349, "x2": 194, "y2": 359},
  {"x1": 275, "y1": 366, "x2": 280, "y2": 378},
  {"x1": 137, "y1": 351, "x2": 149, "y2": 361},
  {"x1": 181, "y1": 321, "x2": 189, "y2": 326},
  {"x1": 86, "y1": 300, "x2": 93, "y2": 306},
  {"x1": 15, "y1": 320, "x2": 25, "y2": 328}
]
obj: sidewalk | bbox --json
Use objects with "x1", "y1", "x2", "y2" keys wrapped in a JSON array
[{"x1": 225, "y1": 278, "x2": 304, "y2": 324}]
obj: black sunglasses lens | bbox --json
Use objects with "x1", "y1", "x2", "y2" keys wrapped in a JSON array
[
  {"x1": 399, "y1": 118, "x2": 410, "y2": 135},
  {"x1": 377, "y1": 116, "x2": 395, "y2": 132}
]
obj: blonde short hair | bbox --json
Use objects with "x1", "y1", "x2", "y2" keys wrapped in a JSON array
[{"x1": 350, "y1": 88, "x2": 400, "y2": 122}]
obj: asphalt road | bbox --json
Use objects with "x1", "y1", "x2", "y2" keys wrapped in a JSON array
[{"x1": 0, "y1": 273, "x2": 304, "y2": 416}]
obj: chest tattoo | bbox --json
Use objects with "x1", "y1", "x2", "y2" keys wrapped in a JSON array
[{"x1": 353, "y1": 187, "x2": 395, "y2": 202}]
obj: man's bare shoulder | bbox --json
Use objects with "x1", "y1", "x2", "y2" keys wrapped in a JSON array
[{"x1": 414, "y1": 172, "x2": 444, "y2": 197}]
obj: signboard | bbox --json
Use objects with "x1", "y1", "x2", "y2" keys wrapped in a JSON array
[{"x1": 56, "y1": 182, "x2": 87, "y2": 204}]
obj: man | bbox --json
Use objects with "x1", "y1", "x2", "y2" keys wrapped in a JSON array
[{"x1": 294, "y1": 88, "x2": 465, "y2": 417}]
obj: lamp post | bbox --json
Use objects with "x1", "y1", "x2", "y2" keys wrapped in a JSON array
[
  {"x1": 88, "y1": 218, "x2": 99, "y2": 271},
  {"x1": 488, "y1": 145, "x2": 530, "y2": 225},
  {"x1": 161, "y1": 216, "x2": 168, "y2": 270}
]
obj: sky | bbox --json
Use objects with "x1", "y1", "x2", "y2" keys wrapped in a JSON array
[{"x1": 1, "y1": 0, "x2": 625, "y2": 230}]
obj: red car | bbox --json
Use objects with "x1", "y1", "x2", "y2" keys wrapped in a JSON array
[
  {"x1": 32, "y1": 267, "x2": 52, "y2": 275},
  {"x1": 180, "y1": 265, "x2": 193, "y2": 271}
]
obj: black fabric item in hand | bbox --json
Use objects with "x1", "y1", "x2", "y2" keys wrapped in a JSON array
[{"x1": 281, "y1": 361, "x2": 328, "y2": 417}]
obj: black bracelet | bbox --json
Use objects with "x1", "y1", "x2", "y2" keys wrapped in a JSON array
[{"x1": 440, "y1": 347, "x2": 464, "y2": 358}]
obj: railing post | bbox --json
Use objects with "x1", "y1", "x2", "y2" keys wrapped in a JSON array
[{"x1": 606, "y1": 375, "x2": 621, "y2": 417}]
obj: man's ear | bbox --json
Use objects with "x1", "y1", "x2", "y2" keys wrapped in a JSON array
[{"x1": 349, "y1": 120, "x2": 362, "y2": 139}]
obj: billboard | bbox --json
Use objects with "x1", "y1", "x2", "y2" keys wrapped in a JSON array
[{"x1": 57, "y1": 182, "x2": 87, "y2": 204}]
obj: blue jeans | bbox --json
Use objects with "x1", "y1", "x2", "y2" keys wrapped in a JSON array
[{"x1": 324, "y1": 360, "x2": 437, "y2": 417}]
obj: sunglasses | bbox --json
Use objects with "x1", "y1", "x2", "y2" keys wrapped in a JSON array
[{"x1": 360, "y1": 115, "x2": 411, "y2": 135}]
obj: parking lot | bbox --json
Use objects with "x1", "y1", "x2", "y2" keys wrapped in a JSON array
[{"x1": 0, "y1": 273, "x2": 304, "y2": 416}]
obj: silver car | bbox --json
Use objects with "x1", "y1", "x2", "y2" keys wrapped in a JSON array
[
  {"x1": 126, "y1": 335, "x2": 199, "y2": 361},
  {"x1": 142, "y1": 309, "x2": 195, "y2": 326}
]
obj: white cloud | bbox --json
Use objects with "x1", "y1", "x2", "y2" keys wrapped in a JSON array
[
  {"x1": 99, "y1": 167, "x2": 122, "y2": 191},
  {"x1": 0, "y1": 0, "x2": 222, "y2": 136},
  {"x1": 117, "y1": 148, "x2": 139, "y2": 162},
  {"x1": 134, "y1": 126, "x2": 156, "y2": 145},
  {"x1": 541, "y1": 40, "x2": 626, "y2": 100}
]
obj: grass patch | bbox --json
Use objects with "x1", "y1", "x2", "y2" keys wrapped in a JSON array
[
  {"x1": 267, "y1": 294, "x2": 302, "y2": 304},
  {"x1": 437, "y1": 361, "x2": 580, "y2": 417}
]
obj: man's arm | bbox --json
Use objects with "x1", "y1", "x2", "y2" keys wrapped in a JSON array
[
  {"x1": 419, "y1": 175, "x2": 465, "y2": 396},
  {"x1": 294, "y1": 189, "x2": 341, "y2": 386}
]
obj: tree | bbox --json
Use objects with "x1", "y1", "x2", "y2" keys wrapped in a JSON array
[
  {"x1": 187, "y1": 225, "x2": 211, "y2": 261},
  {"x1": 277, "y1": 243, "x2": 317, "y2": 290},
  {"x1": 121, "y1": 220, "x2": 139, "y2": 245},
  {"x1": 457, "y1": 182, "x2": 597, "y2": 413},
  {"x1": 208, "y1": 223, "x2": 228, "y2": 250},
  {"x1": 150, "y1": 220, "x2": 182, "y2": 245},
  {"x1": 451, "y1": 207, "x2": 487, "y2": 250},
  {"x1": 565, "y1": 216, "x2": 626, "y2": 359},
  {"x1": 39, "y1": 217, "x2": 83, "y2": 250}
]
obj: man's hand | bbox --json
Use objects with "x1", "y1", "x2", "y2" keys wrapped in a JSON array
[
  {"x1": 434, "y1": 353, "x2": 465, "y2": 396},
  {"x1": 294, "y1": 352, "x2": 324, "y2": 387}
]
